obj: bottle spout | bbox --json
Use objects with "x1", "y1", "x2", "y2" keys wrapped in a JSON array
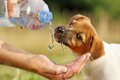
[{"x1": 38, "y1": 10, "x2": 53, "y2": 23}]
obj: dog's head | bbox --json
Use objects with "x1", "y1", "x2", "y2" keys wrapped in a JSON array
[{"x1": 54, "y1": 14, "x2": 105, "y2": 60}]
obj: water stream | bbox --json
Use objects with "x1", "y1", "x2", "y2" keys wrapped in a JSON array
[{"x1": 48, "y1": 22, "x2": 55, "y2": 51}]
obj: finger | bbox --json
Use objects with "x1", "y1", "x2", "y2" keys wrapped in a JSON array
[
  {"x1": 54, "y1": 65, "x2": 68, "y2": 74},
  {"x1": 41, "y1": 73, "x2": 64, "y2": 80},
  {"x1": 70, "y1": 53, "x2": 91, "y2": 73},
  {"x1": 46, "y1": 65, "x2": 68, "y2": 75},
  {"x1": 63, "y1": 53, "x2": 91, "y2": 79},
  {"x1": 36, "y1": 55, "x2": 67, "y2": 75},
  {"x1": 76, "y1": 53, "x2": 91, "y2": 73},
  {"x1": 74, "y1": 53, "x2": 91, "y2": 65}
]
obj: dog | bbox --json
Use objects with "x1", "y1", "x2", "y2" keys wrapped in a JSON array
[{"x1": 54, "y1": 14, "x2": 120, "y2": 80}]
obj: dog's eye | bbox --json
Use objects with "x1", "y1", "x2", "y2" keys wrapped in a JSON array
[{"x1": 76, "y1": 32, "x2": 82, "y2": 40}]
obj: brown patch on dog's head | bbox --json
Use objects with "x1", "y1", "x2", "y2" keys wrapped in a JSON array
[{"x1": 54, "y1": 14, "x2": 105, "y2": 60}]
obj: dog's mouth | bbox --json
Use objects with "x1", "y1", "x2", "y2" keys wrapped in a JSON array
[
  {"x1": 54, "y1": 26, "x2": 70, "y2": 46},
  {"x1": 54, "y1": 26, "x2": 86, "y2": 50}
]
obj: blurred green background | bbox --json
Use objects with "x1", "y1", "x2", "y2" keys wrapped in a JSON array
[{"x1": 0, "y1": 0, "x2": 120, "y2": 80}]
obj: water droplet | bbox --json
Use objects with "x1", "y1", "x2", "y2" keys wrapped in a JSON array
[{"x1": 48, "y1": 44, "x2": 54, "y2": 51}]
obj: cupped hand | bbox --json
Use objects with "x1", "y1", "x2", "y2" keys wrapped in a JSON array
[
  {"x1": 63, "y1": 53, "x2": 91, "y2": 79},
  {"x1": 29, "y1": 53, "x2": 90, "y2": 80},
  {"x1": 29, "y1": 55, "x2": 67, "y2": 80}
]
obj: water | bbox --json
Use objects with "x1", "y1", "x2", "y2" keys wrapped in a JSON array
[
  {"x1": 48, "y1": 22, "x2": 55, "y2": 51},
  {"x1": 48, "y1": 22, "x2": 66, "y2": 54}
]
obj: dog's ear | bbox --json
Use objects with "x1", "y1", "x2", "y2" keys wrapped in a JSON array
[{"x1": 89, "y1": 35, "x2": 105, "y2": 60}]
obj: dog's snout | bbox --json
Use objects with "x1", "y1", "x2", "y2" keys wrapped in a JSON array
[{"x1": 56, "y1": 26, "x2": 65, "y2": 34}]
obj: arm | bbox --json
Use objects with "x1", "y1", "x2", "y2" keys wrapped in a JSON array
[
  {"x1": 0, "y1": 40, "x2": 35, "y2": 70},
  {"x1": 0, "y1": 40, "x2": 67, "y2": 79}
]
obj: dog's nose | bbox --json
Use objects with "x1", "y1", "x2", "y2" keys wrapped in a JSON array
[{"x1": 56, "y1": 26, "x2": 65, "y2": 34}]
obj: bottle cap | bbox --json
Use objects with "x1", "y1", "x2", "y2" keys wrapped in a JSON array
[{"x1": 38, "y1": 10, "x2": 53, "y2": 23}]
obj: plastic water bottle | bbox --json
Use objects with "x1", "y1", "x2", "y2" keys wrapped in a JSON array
[
  {"x1": 0, "y1": 0, "x2": 53, "y2": 30},
  {"x1": 0, "y1": 0, "x2": 54, "y2": 50},
  {"x1": 9, "y1": 10, "x2": 53, "y2": 30}
]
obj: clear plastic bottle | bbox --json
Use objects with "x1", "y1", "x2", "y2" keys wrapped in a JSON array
[{"x1": 6, "y1": 0, "x2": 53, "y2": 30}]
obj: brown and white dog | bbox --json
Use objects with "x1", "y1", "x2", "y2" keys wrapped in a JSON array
[{"x1": 54, "y1": 14, "x2": 120, "y2": 80}]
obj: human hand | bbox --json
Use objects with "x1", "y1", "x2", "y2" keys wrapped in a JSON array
[
  {"x1": 29, "y1": 53, "x2": 90, "y2": 80},
  {"x1": 28, "y1": 55, "x2": 67, "y2": 80},
  {"x1": 63, "y1": 53, "x2": 91, "y2": 79}
]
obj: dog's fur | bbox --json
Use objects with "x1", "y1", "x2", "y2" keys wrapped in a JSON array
[{"x1": 54, "y1": 14, "x2": 120, "y2": 80}]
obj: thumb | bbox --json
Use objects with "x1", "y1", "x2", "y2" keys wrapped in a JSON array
[
  {"x1": 76, "y1": 53, "x2": 91, "y2": 73},
  {"x1": 75, "y1": 53, "x2": 91, "y2": 65}
]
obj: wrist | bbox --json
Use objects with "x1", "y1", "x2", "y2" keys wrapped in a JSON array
[
  {"x1": 26, "y1": 55, "x2": 46, "y2": 74},
  {"x1": 23, "y1": 55, "x2": 40, "y2": 74}
]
